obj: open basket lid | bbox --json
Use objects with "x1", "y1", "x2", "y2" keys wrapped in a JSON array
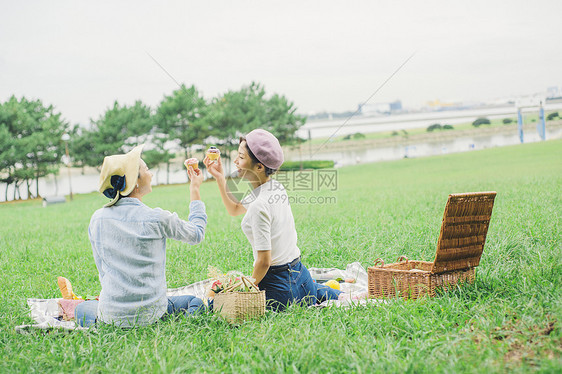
[{"x1": 431, "y1": 192, "x2": 497, "y2": 273}]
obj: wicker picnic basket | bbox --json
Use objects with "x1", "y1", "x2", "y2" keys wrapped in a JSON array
[
  {"x1": 213, "y1": 276, "x2": 266, "y2": 324},
  {"x1": 368, "y1": 191, "x2": 497, "y2": 299}
]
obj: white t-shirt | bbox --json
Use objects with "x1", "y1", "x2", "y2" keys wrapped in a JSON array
[{"x1": 241, "y1": 179, "x2": 301, "y2": 266}]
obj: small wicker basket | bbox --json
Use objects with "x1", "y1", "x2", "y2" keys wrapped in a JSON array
[
  {"x1": 213, "y1": 276, "x2": 266, "y2": 324},
  {"x1": 368, "y1": 192, "x2": 496, "y2": 299}
]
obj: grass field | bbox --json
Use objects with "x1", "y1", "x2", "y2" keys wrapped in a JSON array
[{"x1": 1, "y1": 139, "x2": 561, "y2": 373}]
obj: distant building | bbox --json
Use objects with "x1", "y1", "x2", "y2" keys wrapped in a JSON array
[
  {"x1": 546, "y1": 86, "x2": 561, "y2": 99},
  {"x1": 389, "y1": 101, "x2": 402, "y2": 112},
  {"x1": 425, "y1": 99, "x2": 468, "y2": 111},
  {"x1": 515, "y1": 96, "x2": 546, "y2": 108},
  {"x1": 427, "y1": 99, "x2": 458, "y2": 109},
  {"x1": 359, "y1": 100, "x2": 402, "y2": 115}
]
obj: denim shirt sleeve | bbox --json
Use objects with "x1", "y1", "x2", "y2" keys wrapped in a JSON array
[{"x1": 157, "y1": 200, "x2": 207, "y2": 245}]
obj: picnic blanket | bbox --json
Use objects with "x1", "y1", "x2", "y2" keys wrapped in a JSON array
[{"x1": 16, "y1": 262, "x2": 378, "y2": 333}]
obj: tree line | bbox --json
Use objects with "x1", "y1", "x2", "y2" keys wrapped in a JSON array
[{"x1": 0, "y1": 82, "x2": 306, "y2": 200}]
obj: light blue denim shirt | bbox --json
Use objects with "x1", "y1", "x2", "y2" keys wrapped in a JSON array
[{"x1": 88, "y1": 197, "x2": 206, "y2": 327}]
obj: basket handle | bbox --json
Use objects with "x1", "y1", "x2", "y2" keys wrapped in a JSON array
[
  {"x1": 397, "y1": 256, "x2": 409, "y2": 263},
  {"x1": 373, "y1": 258, "x2": 385, "y2": 267},
  {"x1": 241, "y1": 276, "x2": 260, "y2": 291},
  {"x1": 222, "y1": 280, "x2": 243, "y2": 293},
  {"x1": 223, "y1": 276, "x2": 260, "y2": 293}
]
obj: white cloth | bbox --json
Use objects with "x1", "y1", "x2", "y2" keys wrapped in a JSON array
[
  {"x1": 241, "y1": 179, "x2": 300, "y2": 266},
  {"x1": 16, "y1": 263, "x2": 377, "y2": 332}
]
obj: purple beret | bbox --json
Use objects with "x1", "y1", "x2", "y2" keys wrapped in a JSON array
[{"x1": 245, "y1": 129, "x2": 284, "y2": 169}]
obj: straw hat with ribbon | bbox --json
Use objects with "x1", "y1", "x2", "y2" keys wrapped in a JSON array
[{"x1": 98, "y1": 144, "x2": 145, "y2": 207}]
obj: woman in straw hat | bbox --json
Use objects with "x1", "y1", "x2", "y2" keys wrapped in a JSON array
[
  {"x1": 74, "y1": 145, "x2": 207, "y2": 327},
  {"x1": 204, "y1": 129, "x2": 340, "y2": 311}
]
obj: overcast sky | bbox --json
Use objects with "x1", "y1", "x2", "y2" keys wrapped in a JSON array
[{"x1": 1, "y1": 0, "x2": 561, "y2": 125}]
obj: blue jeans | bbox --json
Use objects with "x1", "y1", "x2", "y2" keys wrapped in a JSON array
[
  {"x1": 74, "y1": 300, "x2": 98, "y2": 327},
  {"x1": 74, "y1": 295, "x2": 204, "y2": 327},
  {"x1": 258, "y1": 259, "x2": 341, "y2": 311},
  {"x1": 165, "y1": 295, "x2": 205, "y2": 317}
]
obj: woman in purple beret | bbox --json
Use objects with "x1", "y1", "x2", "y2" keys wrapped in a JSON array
[{"x1": 204, "y1": 129, "x2": 340, "y2": 311}]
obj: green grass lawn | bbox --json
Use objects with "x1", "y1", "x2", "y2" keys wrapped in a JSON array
[{"x1": 1, "y1": 139, "x2": 561, "y2": 373}]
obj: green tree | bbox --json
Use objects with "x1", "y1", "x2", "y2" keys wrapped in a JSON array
[
  {"x1": 427, "y1": 123, "x2": 442, "y2": 132},
  {"x1": 0, "y1": 96, "x2": 68, "y2": 199},
  {"x1": 156, "y1": 85, "x2": 208, "y2": 159},
  {"x1": 472, "y1": 117, "x2": 491, "y2": 127},
  {"x1": 207, "y1": 82, "x2": 305, "y2": 173},
  {"x1": 343, "y1": 132, "x2": 366, "y2": 140},
  {"x1": 154, "y1": 85, "x2": 208, "y2": 183},
  {"x1": 262, "y1": 92, "x2": 306, "y2": 145},
  {"x1": 142, "y1": 148, "x2": 175, "y2": 185},
  {"x1": 0, "y1": 97, "x2": 30, "y2": 199},
  {"x1": 205, "y1": 85, "x2": 261, "y2": 173},
  {"x1": 0, "y1": 124, "x2": 16, "y2": 201},
  {"x1": 73, "y1": 100, "x2": 153, "y2": 168},
  {"x1": 68, "y1": 127, "x2": 97, "y2": 171}
]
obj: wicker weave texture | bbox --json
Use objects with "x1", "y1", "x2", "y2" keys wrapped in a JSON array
[
  {"x1": 432, "y1": 192, "x2": 496, "y2": 273},
  {"x1": 213, "y1": 290, "x2": 266, "y2": 324},
  {"x1": 367, "y1": 192, "x2": 495, "y2": 300},
  {"x1": 368, "y1": 261, "x2": 475, "y2": 299}
]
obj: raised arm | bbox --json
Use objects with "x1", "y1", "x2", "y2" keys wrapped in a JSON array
[
  {"x1": 158, "y1": 203, "x2": 207, "y2": 245},
  {"x1": 203, "y1": 156, "x2": 247, "y2": 217},
  {"x1": 157, "y1": 160, "x2": 208, "y2": 245}
]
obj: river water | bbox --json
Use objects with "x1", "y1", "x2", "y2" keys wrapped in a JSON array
[
  {"x1": 298, "y1": 103, "x2": 562, "y2": 139},
  {"x1": 2, "y1": 105, "x2": 561, "y2": 202},
  {"x1": 303, "y1": 126, "x2": 562, "y2": 168}
]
